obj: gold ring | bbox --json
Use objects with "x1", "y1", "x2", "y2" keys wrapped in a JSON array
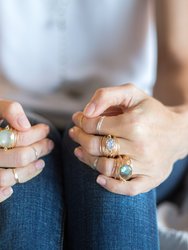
[
  {"x1": 96, "y1": 116, "x2": 105, "y2": 135},
  {"x1": 32, "y1": 147, "x2": 38, "y2": 160},
  {"x1": 12, "y1": 168, "x2": 20, "y2": 183},
  {"x1": 79, "y1": 115, "x2": 84, "y2": 128},
  {"x1": 114, "y1": 155, "x2": 132, "y2": 181},
  {"x1": 0, "y1": 125, "x2": 17, "y2": 151},
  {"x1": 100, "y1": 135, "x2": 120, "y2": 158},
  {"x1": 92, "y1": 157, "x2": 99, "y2": 170}
]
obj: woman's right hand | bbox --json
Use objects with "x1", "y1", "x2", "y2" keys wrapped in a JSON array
[{"x1": 0, "y1": 99, "x2": 54, "y2": 203}]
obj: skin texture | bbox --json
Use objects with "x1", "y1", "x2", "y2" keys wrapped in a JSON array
[
  {"x1": 2, "y1": 0, "x2": 188, "y2": 199},
  {"x1": 70, "y1": 0, "x2": 188, "y2": 195},
  {"x1": 0, "y1": 100, "x2": 54, "y2": 202},
  {"x1": 70, "y1": 84, "x2": 188, "y2": 195},
  {"x1": 154, "y1": 0, "x2": 188, "y2": 105}
]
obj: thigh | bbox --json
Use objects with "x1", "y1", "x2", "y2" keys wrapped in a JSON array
[
  {"x1": 156, "y1": 157, "x2": 188, "y2": 203},
  {"x1": 0, "y1": 114, "x2": 64, "y2": 250},
  {"x1": 62, "y1": 127, "x2": 159, "y2": 250}
]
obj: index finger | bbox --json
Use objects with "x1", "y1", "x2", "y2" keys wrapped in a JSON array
[
  {"x1": 83, "y1": 84, "x2": 146, "y2": 118},
  {"x1": 0, "y1": 99, "x2": 31, "y2": 131},
  {"x1": 72, "y1": 111, "x2": 131, "y2": 138}
]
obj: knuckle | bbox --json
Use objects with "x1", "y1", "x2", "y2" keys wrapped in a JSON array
[
  {"x1": 95, "y1": 88, "x2": 106, "y2": 99},
  {"x1": 126, "y1": 82, "x2": 136, "y2": 90},
  {"x1": 3, "y1": 101, "x2": 23, "y2": 116},
  {"x1": 131, "y1": 123, "x2": 142, "y2": 136}
]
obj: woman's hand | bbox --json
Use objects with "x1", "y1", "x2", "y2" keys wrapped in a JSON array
[
  {"x1": 0, "y1": 100, "x2": 54, "y2": 202},
  {"x1": 70, "y1": 84, "x2": 188, "y2": 195}
]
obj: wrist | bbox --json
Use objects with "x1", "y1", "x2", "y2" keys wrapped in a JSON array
[{"x1": 169, "y1": 105, "x2": 188, "y2": 160}]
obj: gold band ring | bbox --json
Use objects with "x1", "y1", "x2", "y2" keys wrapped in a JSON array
[
  {"x1": 12, "y1": 168, "x2": 20, "y2": 184},
  {"x1": 100, "y1": 135, "x2": 120, "y2": 158},
  {"x1": 114, "y1": 155, "x2": 132, "y2": 181},
  {"x1": 79, "y1": 115, "x2": 84, "y2": 128},
  {"x1": 32, "y1": 147, "x2": 38, "y2": 160},
  {"x1": 96, "y1": 116, "x2": 105, "y2": 135},
  {"x1": 0, "y1": 125, "x2": 17, "y2": 151},
  {"x1": 92, "y1": 157, "x2": 99, "y2": 170}
]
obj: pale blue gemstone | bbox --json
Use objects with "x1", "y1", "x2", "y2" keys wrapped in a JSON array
[
  {"x1": 106, "y1": 138, "x2": 115, "y2": 151},
  {"x1": 0, "y1": 130, "x2": 14, "y2": 148},
  {"x1": 120, "y1": 165, "x2": 132, "y2": 179}
]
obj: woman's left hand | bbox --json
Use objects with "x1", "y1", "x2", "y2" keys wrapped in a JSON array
[{"x1": 69, "y1": 84, "x2": 188, "y2": 196}]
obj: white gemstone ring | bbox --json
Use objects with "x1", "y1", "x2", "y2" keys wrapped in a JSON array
[
  {"x1": 0, "y1": 125, "x2": 17, "y2": 151},
  {"x1": 100, "y1": 135, "x2": 120, "y2": 158}
]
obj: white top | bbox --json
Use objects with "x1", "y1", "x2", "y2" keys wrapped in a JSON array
[{"x1": 0, "y1": 0, "x2": 156, "y2": 127}]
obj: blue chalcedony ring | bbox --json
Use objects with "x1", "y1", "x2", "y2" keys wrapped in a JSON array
[
  {"x1": 114, "y1": 155, "x2": 132, "y2": 181},
  {"x1": 0, "y1": 125, "x2": 17, "y2": 151},
  {"x1": 100, "y1": 135, "x2": 120, "y2": 158}
]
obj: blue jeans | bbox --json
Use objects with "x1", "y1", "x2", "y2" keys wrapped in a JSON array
[
  {"x1": 62, "y1": 128, "x2": 159, "y2": 250},
  {"x1": 0, "y1": 116, "x2": 64, "y2": 250},
  {"x1": 0, "y1": 118, "x2": 187, "y2": 250}
]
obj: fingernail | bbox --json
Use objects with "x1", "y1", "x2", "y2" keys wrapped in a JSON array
[
  {"x1": 48, "y1": 140, "x2": 54, "y2": 151},
  {"x1": 36, "y1": 160, "x2": 45, "y2": 169},
  {"x1": 2, "y1": 187, "x2": 13, "y2": 197},
  {"x1": 69, "y1": 127, "x2": 75, "y2": 137},
  {"x1": 74, "y1": 147, "x2": 83, "y2": 159},
  {"x1": 18, "y1": 115, "x2": 31, "y2": 129},
  {"x1": 96, "y1": 176, "x2": 106, "y2": 186},
  {"x1": 84, "y1": 103, "x2": 95, "y2": 116}
]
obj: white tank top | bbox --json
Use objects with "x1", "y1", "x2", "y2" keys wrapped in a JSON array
[{"x1": 0, "y1": 0, "x2": 157, "y2": 125}]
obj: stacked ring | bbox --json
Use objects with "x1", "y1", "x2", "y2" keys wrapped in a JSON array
[
  {"x1": 32, "y1": 147, "x2": 38, "y2": 160},
  {"x1": 93, "y1": 157, "x2": 99, "y2": 170},
  {"x1": 114, "y1": 155, "x2": 132, "y2": 181},
  {"x1": 0, "y1": 125, "x2": 17, "y2": 151},
  {"x1": 12, "y1": 168, "x2": 20, "y2": 183},
  {"x1": 96, "y1": 116, "x2": 105, "y2": 135},
  {"x1": 100, "y1": 135, "x2": 120, "y2": 158}
]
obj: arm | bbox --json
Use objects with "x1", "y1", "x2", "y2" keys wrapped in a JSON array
[
  {"x1": 153, "y1": 0, "x2": 188, "y2": 107},
  {"x1": 69, "y1": 1, "x2": 188, "y2": 195}
]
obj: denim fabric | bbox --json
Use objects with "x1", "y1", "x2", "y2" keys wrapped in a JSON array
[
  {"x1": 0, "y1": 115, "x2": 187, "y2": 250},
  {"x1": 0, "y1": 115, "x2": 64, "y2": 250},
  {"x1": 156, "y1": 157, "x2": 188, "y2": 203},
  {"x1": 62, "y1": 128, "x2": 159, "y2": 250}
]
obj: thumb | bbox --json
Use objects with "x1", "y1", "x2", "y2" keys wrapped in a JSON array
[
  {"x1": 83, "y1": 84, "x2": 146, "y2": 118},
  {"x1": 0, "y1": 100, "x2": 31, "y2": 131}
]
